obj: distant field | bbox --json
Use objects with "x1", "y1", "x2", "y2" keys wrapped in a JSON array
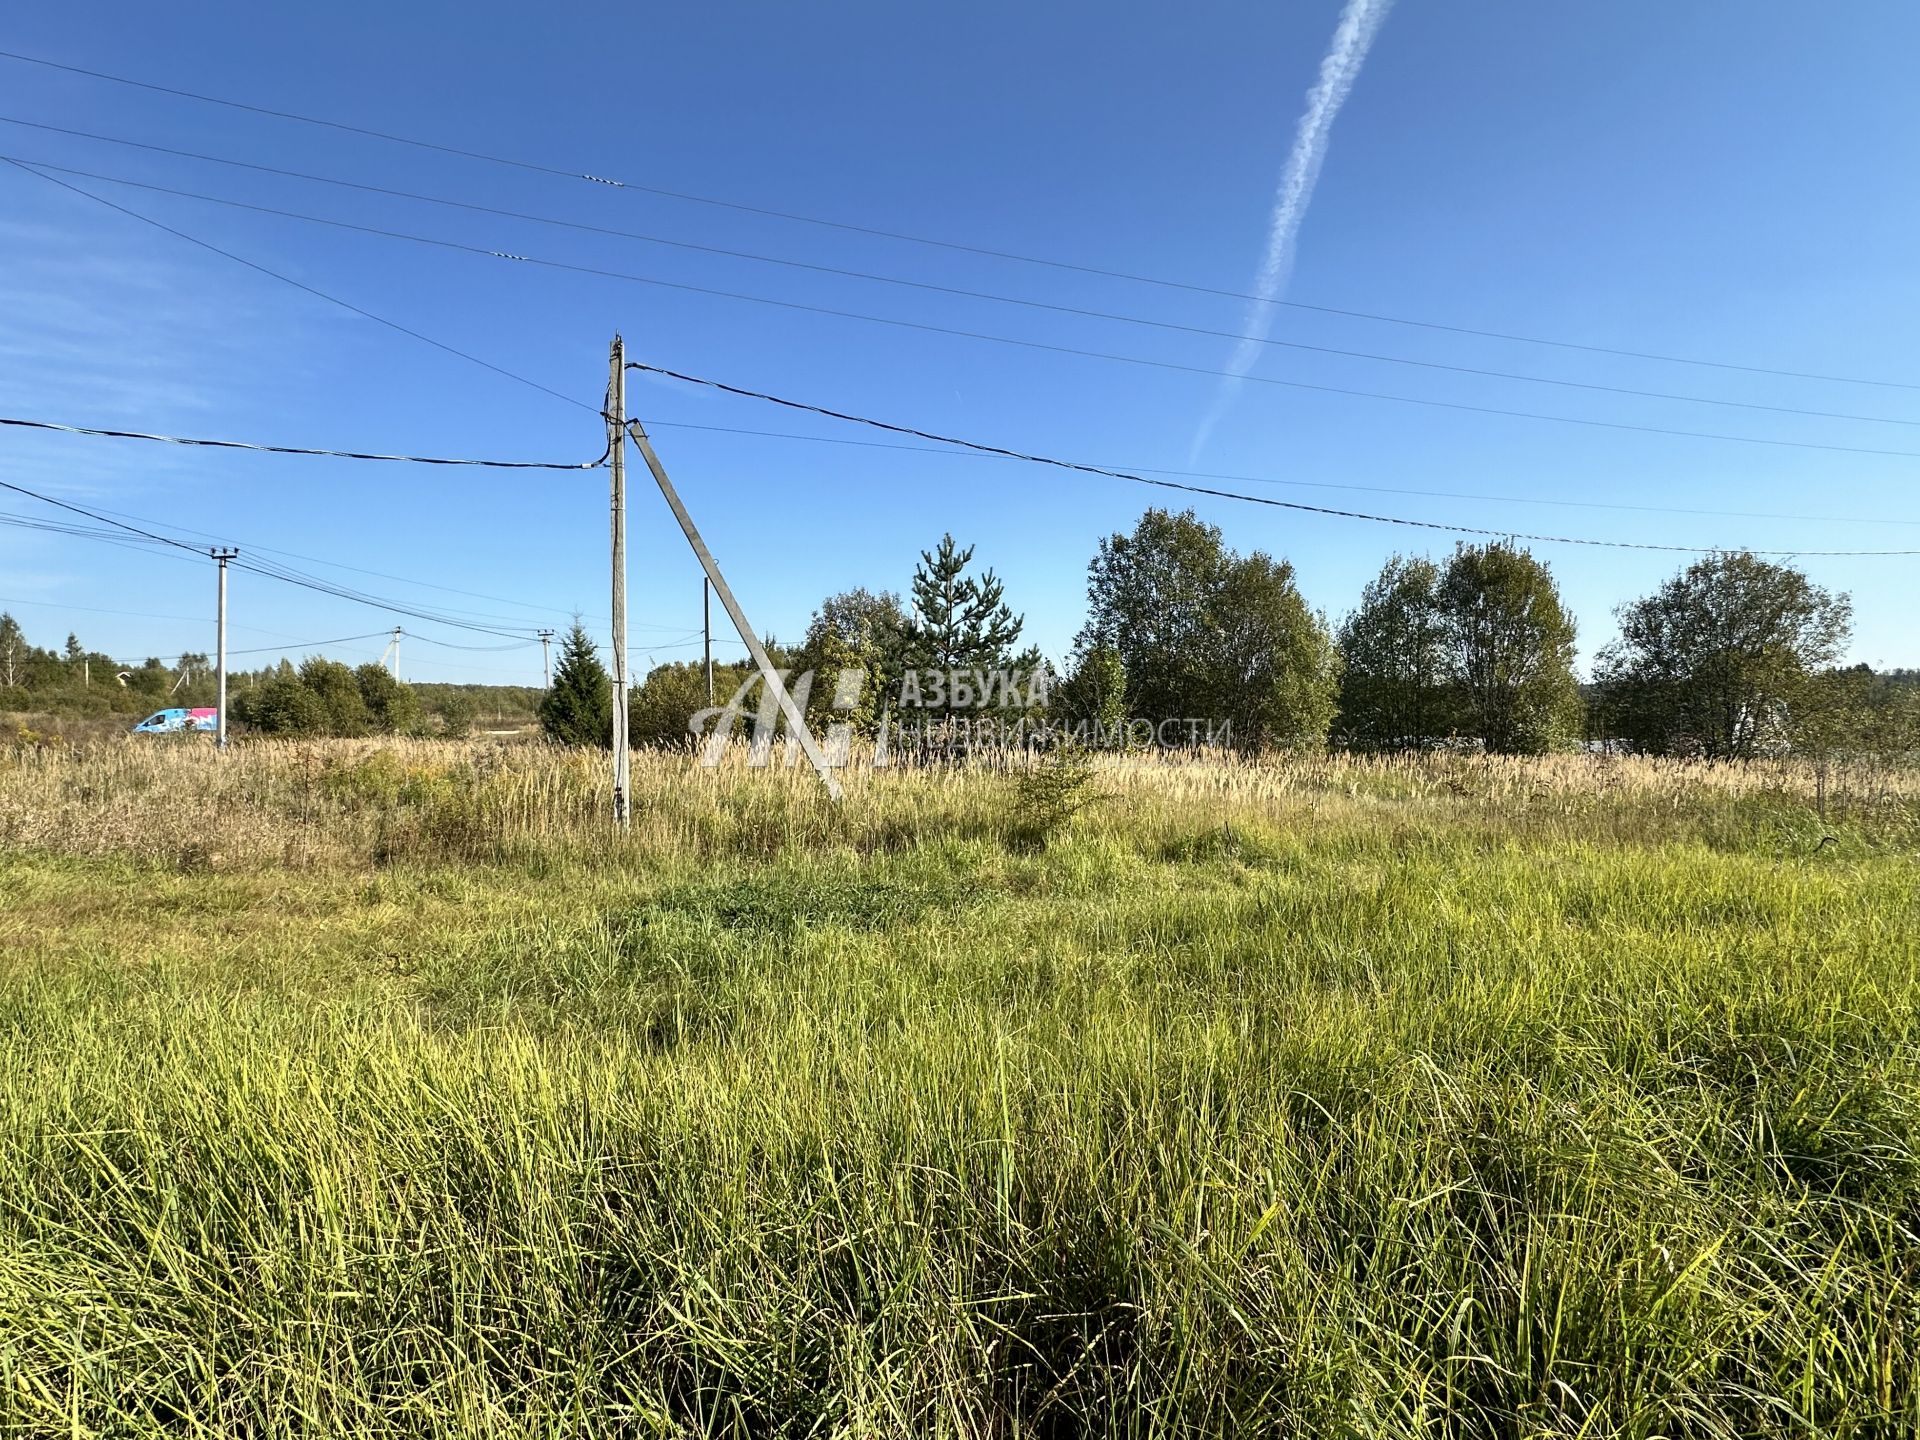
[{"x1": 0, "y1": 739, "x2": 1916, "y2": 1436}]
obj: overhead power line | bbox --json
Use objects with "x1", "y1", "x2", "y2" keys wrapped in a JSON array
[
  {"x1": 1, "y1": 156, "x2": 593, "y2": 414},
  {"x1": 226, "y1": 631, "x2": 388, "y2": 656},
  {"x1": 624, "y1": 362, "x2": 1920, "y2": 558},
  {"x1": 633, "y1": 417, "x2": 1919, "y2": 530},
  {"x1": 0, "y1": 474, "x2": 543, "y2": 639},
  {"x1": 6, "y1": 480, "x2": 696, "y2": 639},
  {"x1": 227, "y1": 556, "x2": 541, "y2": 639},
  {"x1": 15, "y1": 155, "x2": 1920, "y2": 464},
  {"x1": 0, "y1": 475, "x2": 196, "y2": 552},
  {"x1": 403, "y1": 633, "x2": 538, "y2": 652},
  {"x1": 0, "y1": 414, "x2": 607, "y2": 469},
  {"x1": 7, "y1": 117, "x2": 1917, "y2": 430},
  {"x1": 2, "y1": 46, "x2": 1912, "y2": 393},
  {"x1": 225, "y1": 630, "x2": 535, "y2": 656},
  {"x1": 62, "y1": 494, "x2": 620, "y2": 627},
  {"x1": 0, "y1": 592, "x2": 310, "y2": 640}
]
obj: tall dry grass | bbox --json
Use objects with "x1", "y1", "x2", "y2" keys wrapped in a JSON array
[{"x1": 2, "y1": 734, "x2": 1914, "y2": 872}]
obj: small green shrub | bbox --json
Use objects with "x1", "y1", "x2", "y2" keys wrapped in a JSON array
[{"x1": 1007, "y1": 748, "x2": 1099, "y2": 850}]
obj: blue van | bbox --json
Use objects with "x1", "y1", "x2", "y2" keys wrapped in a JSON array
[{"x1": 131, "y1": 707, "x2": 219, "y2": 735}]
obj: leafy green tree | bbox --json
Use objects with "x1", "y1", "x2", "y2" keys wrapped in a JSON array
[
  {"x1": 1853, "y1": 670, "x2": 1920, "y2": 756},
  {"x1": 791, "y1": 587, "x2": 908, "y2": 732},
  {"x1": 1, "y1": 613, "x2": 26, "y2": 689},
  {"x1": 1216, "y1": 549, "x2": 1340, "y2": 747},
  {"x1": 538, "y1": 623, "x2": 612, "y2": 747},
  {"x1": 1058, "y1": 643, "x2": 1127, "y2": 740},
  {"x1": 1595, "y1": 552, "x2": 1851, "y2": 758},
  {"x1": 432, "y1": 691, "x2": 477, "y2": 738},
  {"x1": 901, "y1": 535, "x2": 1023, "y2": 722},
  {"x1": 631, "y1": 658, "x2": 755, "y2": 747},
  {"x1": 1077, "y1": 509, "x2": 1338, "y2": 748},
  {"x1": 1337, "y1": 555, "x2": 1460, "y2": 749},
  {"x1": 298, "y1": 658, "x2": 370, "y2": 737},
  {"x1": 232, "y1": 673, "x2": 327, "y2": 736},
  {"x1": 124, "y1": 658, "x2": 172, "y2": 703},
  {"x1": 1439, "y1": 542, "x2": 1582, "y2": 754},
  {"x1": 354, "y1": 664, "x2": 422, "y2": 735}
]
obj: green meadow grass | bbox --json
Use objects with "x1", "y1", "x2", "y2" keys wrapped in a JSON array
[{"x1": 0, "y1": 740, "x2": 1917, "y2": 1435}]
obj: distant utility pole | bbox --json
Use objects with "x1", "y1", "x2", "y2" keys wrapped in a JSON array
[
  {"x1": 537, "y1": 628, "x2": 555, "y2": 689},
  {"x1": 213, "y1": 547, "x2": 238, "y2": 750},
  {"x1": 703, "y1": 577, "x2": 714, "y2": 706},
  {"x1": 389, "y1": 627, "x2": 403, "y2": 681},
  {"x1": 608, "y1": 336, "x2": 631, "y2": 827}
]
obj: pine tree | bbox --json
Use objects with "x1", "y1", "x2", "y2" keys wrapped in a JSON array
[
  {"x1": 539, "y1": 622, "x2": 613, "y2": 748},
  {"x1": 902, "y1": 535, "x2": 1023, "y2": 723}
]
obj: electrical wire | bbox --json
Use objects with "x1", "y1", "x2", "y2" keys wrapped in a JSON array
[
  {"x1": 11, "y1": 492, "x2": 682, "y2": 635},
  {"x1": 0, "y1": 592, "x2": 306, "y2": 638},
  {"x1": 0, "y1": 476, "x2": 198, "y2": 552},
  {"x1": 2, "y1": 47, "x2": 1912, "y2": 392},
  {"x1": 6, "y1": 117, "x2": 1915, "y2": 429},
  {"x1": 229, "y1": 555, "x2": 540, "y2": 638},
  {"x1": 400, "y1": 633, "x2": 538, "y2": 651},
  {"x1": 1, "y1": 156, "x2": 594, "y2": 414},
  {"x1": 17, "y1": 156, "x2": 1920, "y2": 463},
  {"x1": 624, "y1": 363, "x2": 1920, "y2": 557},
  {"x1": 226, "y1": 631, "x2": 388, "y2": 656},
  {"x1": 0, "y1": 414, "x2": 607, "y2": 469},
  {"x1": 52, "y1": 494, "x2": 619, "y2": 626},
  {"x1": 633, "y1": 416, "x2": 1920, "y2": 530},
  {"x1": 0, "y1": 474, "x2": 546, "y2": 638}
]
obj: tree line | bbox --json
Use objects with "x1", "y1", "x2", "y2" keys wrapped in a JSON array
[
  {"x1": 544, "y1": 508, "x2": 1916, "y2": 761},
  {"x1": 8, "y1": 505, "x2": 1913, "y2": 758},
  {"x1": 0, "y1": 621, "x2": 480, "y2": 738}
]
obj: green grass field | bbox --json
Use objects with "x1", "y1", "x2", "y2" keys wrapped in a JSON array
[{"x1": 0, "y1": 739, "x2": 1916, "y2": 1436}]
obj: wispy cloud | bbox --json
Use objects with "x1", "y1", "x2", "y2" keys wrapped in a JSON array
[
  {"x1": 0, "y1": 208, "x2": 315, "y2": 505},
  {"x1": 1189, "y1": 0, "x2": 1393, "y2": 460}
]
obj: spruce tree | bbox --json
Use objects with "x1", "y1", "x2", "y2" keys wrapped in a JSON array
[{"x1": 539, "y1": 622, "x2": 613, "y2": 747}]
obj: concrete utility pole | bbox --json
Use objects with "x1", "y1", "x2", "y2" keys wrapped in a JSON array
[
  {"x1": 537, "y1": 628, "x2": 555, "y2": 689},
  {"x1": 608, "y1": 336, "x2": 631, "y2": 826},
  {"x1": 626, "y1": 415, "x2": 843, "y2": 801},
  {"x1": 212, "y1": 547, "x2": 238, "y2": 750},
  {"x1": 703, "y1": 577, "x2": 714, "y2": 706},
  {"x1": 389, "y1": 627, "x2": 403, "y2": 681}
]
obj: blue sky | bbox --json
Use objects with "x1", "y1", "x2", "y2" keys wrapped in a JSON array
[{"x1": 2, "y1": 0, "x2": 1918, "y2": 685}]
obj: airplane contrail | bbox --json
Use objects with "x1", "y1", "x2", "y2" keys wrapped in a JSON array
[{"x1": 1189, "y1": 0, "x2": 1394, "y2": 460}]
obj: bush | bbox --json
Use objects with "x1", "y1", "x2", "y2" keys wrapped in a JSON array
[
  {"x1": 433, "y1": 692, "x2": 477, "y2": 738},
  {"x1": 355, "y1": 665, "x2": 422, "y2": 735},
  {"x1": 233, "y1": 675, "x2": 327, "y2": 736},
  {"x1": 1007, "y1": 748, "x2": 1099, "y2": 850}
]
